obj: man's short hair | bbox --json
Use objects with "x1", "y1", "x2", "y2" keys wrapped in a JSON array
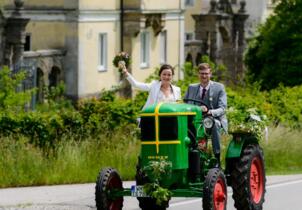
[{"x1": 198, "y1": 63, "x2": 211, "y2": 71}]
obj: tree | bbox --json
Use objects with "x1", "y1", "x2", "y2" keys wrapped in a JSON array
[{"x1": 245, "y1": 0, "x2": 302, "y2": 90}]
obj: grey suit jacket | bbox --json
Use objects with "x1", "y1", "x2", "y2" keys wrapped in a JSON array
[{"x1": 184, "y1": 81, "x2": 228, "y2": 132}]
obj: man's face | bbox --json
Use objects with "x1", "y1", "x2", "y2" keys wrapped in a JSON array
[{"x1": 198, "y1": 68, "x2": 211, "y2": 85}]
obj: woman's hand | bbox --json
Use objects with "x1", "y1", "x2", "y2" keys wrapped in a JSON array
[{"x1": 118, "y1": 61, "x2": 128, "y2": 75}]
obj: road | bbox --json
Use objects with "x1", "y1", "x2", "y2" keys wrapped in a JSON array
[{"x1": 1, "y1": 174, "x2": 302, "y2": 210}]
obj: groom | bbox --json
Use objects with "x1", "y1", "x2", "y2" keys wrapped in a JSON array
[{"x1": 184, "y1": 63, "x2": 228, "y2": 167}]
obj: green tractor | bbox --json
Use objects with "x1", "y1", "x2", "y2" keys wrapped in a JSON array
[{"x1": 95, "y1": 101, "x2": 266, "y2": 210}]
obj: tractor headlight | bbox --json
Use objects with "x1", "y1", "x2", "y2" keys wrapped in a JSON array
[{"x1": 203, "y1": 117, "x2": 214, "y2": 129}]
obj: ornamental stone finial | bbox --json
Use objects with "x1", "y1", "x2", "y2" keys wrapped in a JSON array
[
  {"x1": 209, "y1": 0, "x2": 217, "y2": 13},
  {"x1": 14, "y1": 0, "x2": 25, "y2": 10},
  {"x1": 239, "y1": 0, "x2": 246, "y2": 13}
]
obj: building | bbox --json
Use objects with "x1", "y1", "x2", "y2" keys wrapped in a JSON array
[
  {"x1": 0, "y1": 0, "x2": 185, "y2": 100},
  {"x1": 0, "y1": 0, "x2": 276, "y2": 100},
  {"x1": 183, "y1": 0, "x2": 275, "y2": 82}
]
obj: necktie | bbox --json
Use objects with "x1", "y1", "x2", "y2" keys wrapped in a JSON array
[{"x1": 201, "y1": 88, "x2": 206, "y2": 100}]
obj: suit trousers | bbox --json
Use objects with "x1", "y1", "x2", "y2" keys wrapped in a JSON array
[{"x1": 211, "y1": 119, "x2": 222, "y2": 155}]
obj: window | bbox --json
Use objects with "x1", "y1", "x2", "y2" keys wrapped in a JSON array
[
  {"x1": 159, "y1": 117, "x2": 178, "y2": 140},
  {"x1": 140, "y1": 31, "x2": 150, "y2": 68},
  {"x1": 160, "y1": 31, "x2": 167, "y2": 64},
  {"x1": 98, "y1": 33, "x2": 107, "y2": 71},
  {"x1": 140, "y1": 117, "x2": 155, "y2": 141},
  {"x1": 185, "y1": 0, "x2": 194, "y2": 7}
]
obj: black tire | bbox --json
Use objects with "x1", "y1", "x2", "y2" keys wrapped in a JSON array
[
  {"x1": 135, "y1": 163, "x2": 167, "y2": 210},
  {"x1": 231, "y1": 144, "x2": 266, "y2": 210},
  {"x1": 95, "y1": 167, "x2": 124, "y2": 210},
  {"x1": 203, "y1": 168, "x2": 227, "y2": 210}
]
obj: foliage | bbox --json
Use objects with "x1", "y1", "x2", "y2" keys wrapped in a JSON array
[
  {"x1": 245, "y1": 0, "x2": 302, "y2": 90},
  {"x1": 177, "y1": 56, "x2": 228, "y2": 96},
  {"x1": 228, "y1": 107, "x2": 267, "y2": 140},
  {"x1": 0, "y1": 86, "x2": 140, "y2": 152},
  {"x1": 36, "y1": 82, "x2": 73, "y2": 112},
  {"x1": 0, "y1": 66, "x2": 35, "y2": 111},
  {"x1": 143, "y1": 160, "x2": 172, "y2": 205},
  {"x1": 266, "y1": 85, "x2": 302, "y2": 128}
]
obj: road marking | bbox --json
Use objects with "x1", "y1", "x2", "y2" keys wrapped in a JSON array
[
  {"x1": 169, "y1": 189, "x2": 233, "y2": 207},
  {"x1": 267, "y1": 179, "x2": 302, "y2": 189},
  {"x1": 169, "y1": 198, "x2": 201, "y2": 207},
  {"x1": 169, "y1": 179, "x2": 302, "y2": 207}
]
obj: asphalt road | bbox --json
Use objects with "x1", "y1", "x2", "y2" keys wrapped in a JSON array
[{"x1": 1, "y1": 174, "x2": 302, "y2": 210}]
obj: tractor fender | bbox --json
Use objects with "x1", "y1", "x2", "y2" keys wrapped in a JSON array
[{"x1": 226, "y1": 133, "x2": 259, "y2": 158}]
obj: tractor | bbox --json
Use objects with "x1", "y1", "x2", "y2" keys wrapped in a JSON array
[{"x1": 95, "y1": 100, "x2": 266, "y2": 210}]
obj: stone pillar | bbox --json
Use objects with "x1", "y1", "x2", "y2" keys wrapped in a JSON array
[
  {"x1": 234, "y1": 0, "x2": 248, "y2": 83},
  {"x1": 3, "y1": 0, "x2": 30, "y2": 71},
  {"x1": 0, "y1": 12, "x2": 5, "y2": 66},
  {"x1": 121, "y1": 11, "x2": 165, "y2": 98},
  {"x1": 192, "y1": 14, "x2": 219, "y2": 64},
  {"x1": 210, "y1": 30, "x2": 218, "y2": 62}
]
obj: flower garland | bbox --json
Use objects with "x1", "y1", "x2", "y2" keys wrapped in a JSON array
[{"x1": 228, "y1": 107, "x2": 268, "y2": 140}]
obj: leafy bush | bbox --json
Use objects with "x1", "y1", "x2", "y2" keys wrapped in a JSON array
[{"x1": 0, "y1": 66, "x2": 35, "y2": 111}]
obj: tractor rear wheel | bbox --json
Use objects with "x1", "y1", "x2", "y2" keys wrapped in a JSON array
[
  {"x1": 231, "y1": 144, "x2": 266, "y2": 210},
  {"x1": 95, "y1": 167, "x2": 124, "y2": 210},
  {"x1": 203, "y1": 168, "x2": 227, "y2": 210}
]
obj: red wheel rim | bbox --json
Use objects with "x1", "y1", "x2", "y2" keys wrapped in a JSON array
[
  {"x1": 213, "y1": 177, "x2": 227, "y2": 210},
  {"x1": 250, "y1": 156, "x2": 264, "y2": 203},
  {"x1": 108, "y1": 175, "x2": 123, "y2": 210}
]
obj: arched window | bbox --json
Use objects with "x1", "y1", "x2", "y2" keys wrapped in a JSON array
[{"x1": 49, "y1": 67, "x2": 61, "y2": 88}]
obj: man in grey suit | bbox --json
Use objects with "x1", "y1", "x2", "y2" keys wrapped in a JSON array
[{"x1": 184, "y1": 63, "x2": 227, "y2": 167}]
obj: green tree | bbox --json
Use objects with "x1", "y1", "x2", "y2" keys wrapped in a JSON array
[{"x1": 245, "y1": 0, "x2": 302, "y2": 90}]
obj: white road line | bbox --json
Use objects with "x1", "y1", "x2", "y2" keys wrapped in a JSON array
[
  {"x1": 170, "y1": 189, "x2": 233, "y2": 207},
  {"x1": 267, "y1": 179, "x2": 302, "y2": 189},
  {"x1": 169, "y1": 198, "x2": 201, "y2": 207},
  {"x1": 169, "y1": 179, "x2": 302, "y2": 207}
]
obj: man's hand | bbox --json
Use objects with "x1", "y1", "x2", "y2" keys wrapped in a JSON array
[{"x1": 200, "y1": 105, "x2": 208, "y2": 113}]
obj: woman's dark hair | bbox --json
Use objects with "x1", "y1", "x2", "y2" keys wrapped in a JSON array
[{"x1": 159, "y1": 64, "x2": 174, "y2": 76}]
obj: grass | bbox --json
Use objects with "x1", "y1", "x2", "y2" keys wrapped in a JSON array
[
  {"x1": 0, "y1": 126, "x2": 301, "y2": 188},
  {"x1": 262, "y1": 126, "x2": 302, "y2": 174},
  {"x1": 0, "y1": 129, "x2": 140, "y2": 188}
]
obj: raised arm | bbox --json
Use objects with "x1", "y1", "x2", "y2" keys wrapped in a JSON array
[{"x1": 119, "y1": 61, "x2": 152, "y2": 91}]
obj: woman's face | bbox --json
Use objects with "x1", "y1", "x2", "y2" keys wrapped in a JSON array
[{"x1": 160, "y1": 69, "x2": 173, "y2": 84}]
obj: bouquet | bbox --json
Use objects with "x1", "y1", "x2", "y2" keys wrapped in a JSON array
[{"x1": 113, "y1": 52, "x2": 131, "y2": 72}]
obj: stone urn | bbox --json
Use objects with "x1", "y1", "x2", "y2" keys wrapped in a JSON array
[{"x1": 14, "y1": 0, "x2": 25, "y2": 10}]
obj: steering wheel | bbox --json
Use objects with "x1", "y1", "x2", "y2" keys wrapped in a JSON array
[
  {"x1": 183, "y1": 98, "x2": 209, "y2": 107},
  {"x1": 183, "y1": 98, "x2": 210, "y2": 114}
]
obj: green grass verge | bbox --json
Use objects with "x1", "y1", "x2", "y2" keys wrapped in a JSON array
[
  {"x1": 0, "y1": 131, "x2": 140, "y2": 188},
  {"x1": 0, "y1": 126, "x2": 301, "y2": 188},
  {"x1": 262, "y1": 126, "x2": 302, "y2": 175}
]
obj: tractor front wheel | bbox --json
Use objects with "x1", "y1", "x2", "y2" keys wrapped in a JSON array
[
  {"x1": 95, "y1": 167, "x2": 124, "y2": 210},
  {"x1": 231, "y1": 144, "x2": 266, "y2": 210},
  {"x1": 203, "y1": 168, "x2": 227, "y2": 210}
]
